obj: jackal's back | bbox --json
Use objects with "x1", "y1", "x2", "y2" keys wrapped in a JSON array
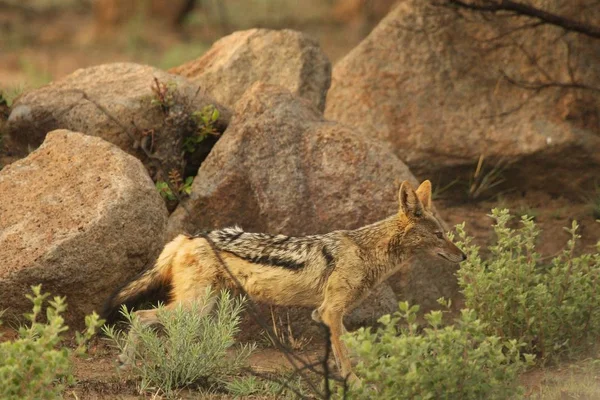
[{"x1": 205, "y1": 226, "x2": 340, "y2": 271}]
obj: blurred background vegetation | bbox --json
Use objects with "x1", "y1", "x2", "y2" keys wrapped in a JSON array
[{"x1": 0, "y1": 0, "x2": 395, "y2": 99}]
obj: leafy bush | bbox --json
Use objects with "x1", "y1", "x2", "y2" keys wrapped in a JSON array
[
  {"x1": 103, "y1": 288, "x2": 255, "y2": 398},
  {"x1": 454, "y1": 208, "x2": 600, "y2": 362},
  {"x1": 0, "y1": 285, "x2": 103, "y2": 400},
  {"x1": 343, "y1": 301, "x2": 529, "y2": 400}
]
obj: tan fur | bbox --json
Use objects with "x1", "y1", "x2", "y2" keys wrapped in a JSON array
[{"x1": 104, "y1": 180, "x2": 466, "y2": 383}]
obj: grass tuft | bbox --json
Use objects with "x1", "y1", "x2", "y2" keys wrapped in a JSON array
[{"x1": 103, "y1": 288, "x2": 255, "y2": 398}]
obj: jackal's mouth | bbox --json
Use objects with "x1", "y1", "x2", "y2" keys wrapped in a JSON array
[{"x1": 437, "y1": 252, "x2": 462, "y2": 263}]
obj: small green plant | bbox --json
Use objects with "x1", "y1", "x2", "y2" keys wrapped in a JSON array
[
  {"x1": 75, "y1": 312, "x2": 104, "y2": 356},
  {"x1": 155, "y1": 180, "x2": 176, "y2": 201},
  {"x1": 581, "y1": 182, "x2": 600, "y2": 219},
  {"x1": 150, "y1": 78, "x2": 177, "y2": 113},
  {"x1": 155, "y1": 170, "x2": 193, "y2": 201},
  {"x1": 515, "y1": 204, "x2": 539, "y2": 220},
  {"x1": 342, "y1": 301, "x2": 530, "y2": 399},
  {"x1": 183, "y1": 105, "x2": 220, "y2": 153},
  {"x1": 225, "y1": 375, "x2": 283, "y2": 397},
  {"x1": 549, "y1": 207, "x2": 565, "y2": 220},
  {"x1": 0, "y1": 285, "x2": 103, "y2": 400},
  {"x1": 225, "y1": 373, "x2": 309, "y2": 398},
  {"x1": 225, "y1": 375, "x2": 264, "y2": 397},
  {"x1": 454, "y1": 209, "x2": 600, "y2": 362},
  {"x1": 181, "y1": 176, "x2": 193, "y2": 195},
  {"x1": 103, "y1": 288, "x2": 255, "y2": 398},
  {"x1": 467, "y1": 155, "x2": 507, "y2": 200}
]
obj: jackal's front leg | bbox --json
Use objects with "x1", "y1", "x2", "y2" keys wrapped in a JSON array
[
  {"x1": 317, "y1": 307, "x2": 359, "y2": 385},
  {"x1": 312, "y1": 308, "x2": 349, "y2": 336},
  {"x1": 312, "y1": 308, "x2": 347, "y2": 369}
]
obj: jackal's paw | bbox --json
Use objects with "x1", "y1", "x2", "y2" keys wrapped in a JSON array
[
  {"x1": 346, "y1": 372, "x2": 362, "y2": 387},
  {"x1": 311, "y1": 309, "x2": 322, "y2": 323}
]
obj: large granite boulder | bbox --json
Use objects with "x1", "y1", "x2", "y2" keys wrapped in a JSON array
[
  {"x1": 170, "y1": 29, "x2": 331, "y2": 112},
  {"x1": 0, "y1": 130, "x2": 168, "y2": 324},
  {"x1": 325, "y1": 1, "x2": 600, "y2": 195}
]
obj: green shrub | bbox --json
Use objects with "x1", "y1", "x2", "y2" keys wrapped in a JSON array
[
  {"x1": 342, "y1": 301, "x2": 529, "y2": 400},
  {"x1": 0, "y1": 285, "x2": 103, "y2": 400},
  {"x1": 225, "y1": 375, "x2": 285, "y2": 397},
  {"x1": 454, "y1": 208, "x2": 600, "y2": 362},
  {"x1": 225, "y1": 373, "x2": 310, "y2": 399},
  {"x1": 103, "y1": 288, "x2": 255, "y2": 398}
]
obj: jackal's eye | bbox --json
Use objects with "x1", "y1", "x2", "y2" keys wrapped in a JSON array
[{"x1": 435, "y1": 232, "x2": 444, "y2": 239}]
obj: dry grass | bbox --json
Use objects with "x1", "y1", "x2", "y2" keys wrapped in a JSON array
[
  {"x1": 267, "y1": 308, "x2": 312, "y2": 352},
  {"x1": 467, "y1": 154, "x2": 508, "y2": 200},
  {"x1": 525, "y1": 359, "x2": 600, "y2": 399}
]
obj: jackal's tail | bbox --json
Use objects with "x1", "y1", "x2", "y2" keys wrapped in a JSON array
[{"x1": 101, "y1": 235, "x2": 187, "y2": 323}]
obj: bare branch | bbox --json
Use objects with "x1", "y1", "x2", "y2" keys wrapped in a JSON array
[
  {"x1": 445, "y1": 0, "x2": 600, "y2": 39},
  {"x1": 501, "y1": 71, "x2": 600, "y2": 93},
  {"x1": 506, "y1": 35, "x2": 553, "y2": 82},
  {"x1": 563, "y1": 38, "x2": 577, "y2": 83},
  {"x1": 483, "y1": 88, "x2": 541, "y2": 118},
  {"x1": 476, "y1": 20, "x2": 544, "y2": 42}
]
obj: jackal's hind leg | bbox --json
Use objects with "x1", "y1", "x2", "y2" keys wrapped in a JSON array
[
  {"x1": 118, "y1": 308, "x2": 160, "y2": 367},
  {"x1": 118, "y1": 291, "x2": 218, "y2": 368}
]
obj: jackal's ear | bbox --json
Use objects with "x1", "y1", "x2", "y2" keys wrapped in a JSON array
[
  {"x1": 399, "y1": 180, "x2": 424, "y2": 218},
  {"x1": 415, "y1": 180, "x2": 432, "y2": 211}
]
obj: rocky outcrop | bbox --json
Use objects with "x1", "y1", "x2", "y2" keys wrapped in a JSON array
[
  {"x1": 0, "y1": 130, "x2": 168, "y2": 324},
  {"x1": 7, "y1": 62, "x2": 231, "y2": 182},
  {"x1": 325, "y1": 0, "x2": 600, "y2": 195},
  {"x1": 168, "y1": 83, "x2": 459, "y2": 330},
  {"x1": 168, "y1": 82, "x2": 416, "y2": 238},
  {"x1": 170, "y1": 29, "x2": 331, "y2": 112}
]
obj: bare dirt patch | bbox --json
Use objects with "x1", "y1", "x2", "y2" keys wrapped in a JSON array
[
  {"x1": 438, "y1": 191, "x2": 600, "y2": 258},
  {"x1": 65, "y1": 338, "x2": 326, "y2": 399}
]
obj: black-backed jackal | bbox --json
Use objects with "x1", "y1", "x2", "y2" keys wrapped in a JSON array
[{"x1": 102, "y1": 180, "x2": 467, "y2": 382}]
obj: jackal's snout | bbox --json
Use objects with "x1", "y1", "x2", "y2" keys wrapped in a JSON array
[{"x1": 438, "y1": 238, "x2": 467, "y2": 263}]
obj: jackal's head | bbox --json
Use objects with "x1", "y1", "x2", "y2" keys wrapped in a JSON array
[{"x1": 396, "y1": 180, "x2": 467, "y2": 264}]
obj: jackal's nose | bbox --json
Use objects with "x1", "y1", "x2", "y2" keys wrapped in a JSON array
[{"x1": 460, "y1": 251, "x2": 467, "y2": 262}]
